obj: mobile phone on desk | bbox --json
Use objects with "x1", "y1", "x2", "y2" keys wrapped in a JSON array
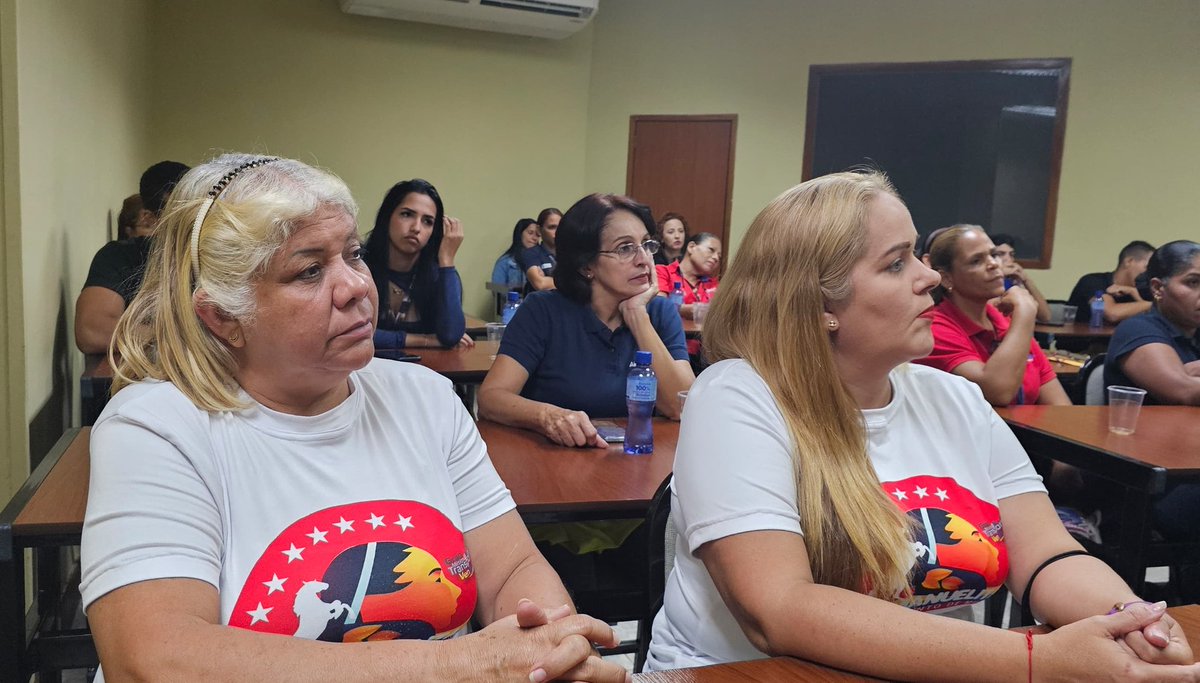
[
  {"x1": 376, "y1": 348, "x2": 422, "y2": 363},
  {"x1": 593, "y1": 420, "x2": 625, "y2": 443}
]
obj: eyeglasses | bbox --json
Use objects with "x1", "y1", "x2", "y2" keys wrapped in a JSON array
[{"x1": 598, "y1": 239, "x2": 660, "y2": 262}]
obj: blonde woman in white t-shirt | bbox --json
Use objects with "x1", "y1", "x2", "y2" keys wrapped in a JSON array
[
  {"x1": 646, "y1": 171, "x2": 1198, "y2": 680},
  {"x1": 82, "y1": 153, "x2": 628, "y2": 683}
]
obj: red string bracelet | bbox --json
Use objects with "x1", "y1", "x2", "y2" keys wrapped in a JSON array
[{"x1": 1026, "y1": 630, "x2": 1035, "y2": 683}]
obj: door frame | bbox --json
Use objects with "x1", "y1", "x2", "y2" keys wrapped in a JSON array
[{"x1": 626, "y1": 114, "x2": 738, "y2": 249}]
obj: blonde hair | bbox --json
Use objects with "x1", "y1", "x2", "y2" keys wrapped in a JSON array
[
  {"x1": 110, "y1": 153, "x2": 358, "y2": 411},
  {"x1": 702, "y1": 171, "x2": 915, "y2": 597}
]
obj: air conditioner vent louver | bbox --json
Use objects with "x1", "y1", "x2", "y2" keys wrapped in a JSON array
[
  {"x1": 340, "y1": 0, "x2": 598, "y2": 39},
  {"x1": 480, "y1": 0, "x2": 592, "y2": 19}
]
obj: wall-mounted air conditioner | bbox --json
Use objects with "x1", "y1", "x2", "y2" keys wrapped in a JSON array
[{"x1": 339, "y1": 0, "x2": 598, "y2": 40}]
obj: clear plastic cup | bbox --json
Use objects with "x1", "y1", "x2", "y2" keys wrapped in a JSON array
[
  {"x1": 693, "y1": 302, "x2": 709, "y2": 326},
  {"x1": 486, "y1": 323, "x2": 505, "y2": 359},
  {"x1": 486, "y1": 323, "x2": 506, "y2": 343},
  {"x1": 1107, "y1": 385, "x2": 1147, "y2": 435},
  {"x1": 677, "y1": 391, "x2": 688, "y2": 419}
]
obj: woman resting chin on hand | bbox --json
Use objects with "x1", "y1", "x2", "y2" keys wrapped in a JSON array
[{"x1": 478, "y1": 193, "x2": 695, "y2": 447}]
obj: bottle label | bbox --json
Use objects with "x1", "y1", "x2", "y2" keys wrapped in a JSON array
[{"x1": 627, "y1": 376, "x2": 656, "y2": 402}]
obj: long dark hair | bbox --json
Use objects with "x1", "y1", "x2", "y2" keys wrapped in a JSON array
[
  {"x1": 555, "y1": 193, "x2": 656, "y2": 305},
  {"x1": 506, "y1": 218, "x2": 537, "y2": 260},
  {"x1": 363, "y1": 179, "x2": 446, "y2": 308}
]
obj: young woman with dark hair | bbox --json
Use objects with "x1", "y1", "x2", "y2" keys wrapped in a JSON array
[
  {"x1": 363, "y1": 179, "x2": 471, "y2": 349},
  {"x1": 491, "y1": 217, "x2": 540, "y2": 288},
  {"x1": 654, "y1": 212, "x2": 689, "y2": 266},
  {"x1": 478, "y1": 193, "x2": 694, "y2": 447}
]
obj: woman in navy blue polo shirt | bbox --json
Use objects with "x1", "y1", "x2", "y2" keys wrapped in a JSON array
[
  {"x1": 479, "y1": 193, "x2": 695, "y2": 447},
  {"x1": 1105, "y1": 240, "x2": 1200, "y2": 554},
  {"x1": 1105, "y1": 240, "x2": 1200, "y2": 405},
  {"x1": 364, "y1": 179, "x2": 472, "y2": 350}
]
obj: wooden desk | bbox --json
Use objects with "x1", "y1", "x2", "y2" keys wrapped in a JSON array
[
  {"x1": 634, "y1": 605, "x2": 1200, "y2": 682},
  {"x1": 1035, "y1": 321, "x2": 1116, "y2": 340},
  {"x1": 996, "y1": 405, "x2": 1200, "y2": 588},
  {"x1": 465, "y1": 314, "x2": 488, "y2": 337},
  {"x1": 1, "y1": 428, "x2": 96, "y2": 679},
  {"x1": 478, "y1": 418, "x2": 677, "y2": 524},
  {"x1": 681, "y1": 319, "x2": 701, "y2": 340},
  {"x1": 1049, "y1": 359, "x2": 1081, "y2": 377},
  {"x1": 412, "y1": 340, "x2": 498, "y2": 384}
]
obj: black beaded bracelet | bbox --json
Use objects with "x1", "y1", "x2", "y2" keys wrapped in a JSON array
[{"x1": 1019, "y1": 549, "x2": 1092, "y2": 625}]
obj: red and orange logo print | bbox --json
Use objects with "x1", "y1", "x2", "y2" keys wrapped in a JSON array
[
  {"x1": 229, "y1": 500, "x2": 475, "y2": 642},
  {"x1": 882, "y1": 476, "x2": 1007, "y2": 612}
]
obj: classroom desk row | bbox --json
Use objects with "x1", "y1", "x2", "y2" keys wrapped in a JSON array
[{"x1": 5, "y1": 399, "x2": 1200, "y2": 680}]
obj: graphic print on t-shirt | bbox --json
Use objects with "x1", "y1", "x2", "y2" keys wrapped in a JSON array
[
  {"x1": 229, "y1": 500, "x2": 476, "y2": 642},
  {"x1": 881, "y1": 476, "x2": 1008, "y2": 612}
]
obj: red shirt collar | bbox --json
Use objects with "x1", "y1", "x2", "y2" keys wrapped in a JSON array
[{"x1": 936, "y1": 299, "x2": 1010, "y2": 341}]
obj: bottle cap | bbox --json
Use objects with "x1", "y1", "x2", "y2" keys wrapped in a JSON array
[
  {"x1": 674, "y1": 281, "x2": 682, "y2": 290},
  {"x1": 1094, "y1": 290, "x2": 1104, "y2": 296},
  {"x1": 635, "y1": 350, "x2": 652, "y2": 365},
  {"x1": 507, "y1": 291, "x2": 520, "y2": 302}
]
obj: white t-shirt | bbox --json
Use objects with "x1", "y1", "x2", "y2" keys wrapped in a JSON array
[
  {"x1": 646, "y1": 360, "x2": 1045, "y2": 671},
  {"x1": 81, "y1": 358, "x2": 514, "y2": 650}
]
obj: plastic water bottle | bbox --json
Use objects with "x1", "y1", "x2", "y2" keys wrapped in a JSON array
[
  {"x1": 668, "y1": 282, "x2": 685, "y2": 311},
  {"x1": 1089, "y1": 291, "x2": 1105, "y2": 328},
  {"x1": 501, "y1": 290, "x2": 521, "y2": 324},
  {"x1": 625, "y1": 350, "x2": 656, "y2": 455}
]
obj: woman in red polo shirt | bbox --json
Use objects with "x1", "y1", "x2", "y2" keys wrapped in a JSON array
[
  {"x1": 913, "y1": 225, "x2": 1071, "y2": 407},
  {"x1": 656, "y1": 232, "x2": 722, "y2": 317},
  {"x1": 657, "y1": 233, "x2": 721, "y2": 357}
]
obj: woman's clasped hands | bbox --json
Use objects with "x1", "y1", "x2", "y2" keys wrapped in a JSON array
[
  {"x1": 461, "y1": 598, "x2": 630, "y2": 683},
  {"x1": 1038, "y1": 601, "x2": 1200, "y2": 681}
]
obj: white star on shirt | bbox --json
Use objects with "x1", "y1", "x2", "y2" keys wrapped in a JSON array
[
  {"x1": 306, "y1": 527, "x2": 328, "y2": 545},
  {"x1": 913, "y1": 486, "x2": 929, "y2": 499},
  {"x1": 263, "y1": 574, "x2": 287, "y2": 595},
  {"x1": 934, "y1": 488, "x2": 949, "y2": 501},
  {"x1": 366, "y1": 513, "x2": 386, "y2": 529},
  {"x1": 334, "y1": 517, "x2": 355, "y2": 533},
  {"x1": 891, "y1": 488, "x2": 908, "y2": 501},
  {"x1": 282, "y1": 544, "x2": 304, "y2": 563},
  {"x1": 394, "y1": 515, "x2": 414, "y2": 531},
  {"x1": 247, "y1": 602, "x2": 272, "y2": 625}
]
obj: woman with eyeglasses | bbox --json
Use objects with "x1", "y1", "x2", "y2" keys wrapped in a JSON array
[
  {"x1": 913, "y1": 225, "x2": 1071, "y2": 407},
  {"x1": 479, "y1": 193, "x2": 695, "y2": 448}
]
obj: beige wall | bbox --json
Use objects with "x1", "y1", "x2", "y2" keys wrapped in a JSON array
[
  {"x1": 5, "y1": 0, "x2": 151, "y2": 489},
  {"x1": 147, "y1": 0, "x2": 595, "y2": 317},
  {"x1": 1, "y1": 0, "x2": 23, "y2": 499},
  {"x1": 585, "y1": 0, "x2": 1200, "y2": 298},
  {"x1": 2, "y1": 1, "x2": 1197, "y2": 490}
]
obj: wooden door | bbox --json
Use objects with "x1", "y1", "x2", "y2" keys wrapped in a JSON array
[{"x1": 626, "y1": 115, "x2": 737, "y2": 255}]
